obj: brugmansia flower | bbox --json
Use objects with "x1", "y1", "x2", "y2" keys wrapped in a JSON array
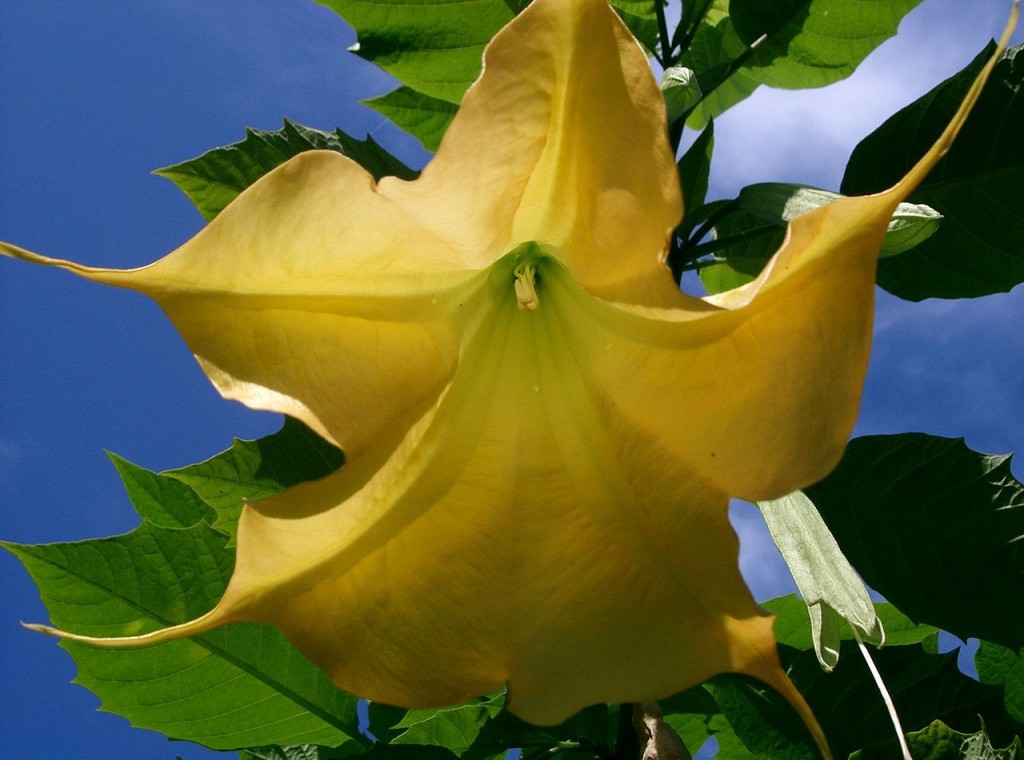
[{"x1": 1, "y1": 0, "x2": 1013, "y2": 754}]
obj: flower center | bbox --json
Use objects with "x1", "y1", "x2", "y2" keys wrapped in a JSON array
[
  {"x1": 513, "y1": 261, "x2": 540, "y2": 311},
  {"x1": 504, "y1": 240, "x2": 550, "y2": 312}
]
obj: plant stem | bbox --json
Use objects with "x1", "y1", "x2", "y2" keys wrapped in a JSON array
[
  {"x1": 669, "y1": 199, "x2": 740, "y2": 280},
  {"x1": 654, "y1": 0, "x2": 674, "y2": 66},
  {"x1": 685, "y1": 32, "x2": 765, "y2": 118}
]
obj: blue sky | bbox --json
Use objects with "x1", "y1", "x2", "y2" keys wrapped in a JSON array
[{"x1": 1, "y1": 1, "x2": 1021, "y2": 758}]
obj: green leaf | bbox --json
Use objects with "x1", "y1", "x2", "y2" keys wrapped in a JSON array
[
  {"x1": 316, "y1": 0, "x2": 513, "y2": 104},
  {"x1": 850, "y1": 719, "x2": 1024, "y2": 760},
  {"x1": 805, "y1": 434, "x2": 1024, "y2": 652},
  {"x1": 977, "y1": 642, "x2": 1024, "y2": 725},
  {"x1": 696, "y1": 206, "x2": 783, "y2": 294},
  {"x1": 3, "y1": 522, "x2": 363, "y2": 751},
  {"x1": 683, "y1": 0, "x2": 922, "y2": 126},
  {"x1": 166, "y1": 417, "x2": 344, "y2": 542},
  {"x1": 758, "y1": 491, "x2": 882, "y2": 671},
  {"x1": 156, "y1": 119, "x2": 416, "y2": 221},
  {"x1": 108, "y1": 453, "x2": 213, "y2": 529},
  {"x1": 365, "y1": 87, "x2": 458, "y2": 152},
  {"x1": 390, "y1": 693, "x2": 506, "y2": 756},
  {"x1": 658, "y1": 686, "x2": 719, "y2": 755},
  {"x1": 764, "y1": 594, "x2": 939, "y2": 653},
  {"x1": 842, "y1": 44, "x2": 1024, "y2": 299},
  {"x1": 612, "y1": 1, "x2": 659, "y2": 53}
]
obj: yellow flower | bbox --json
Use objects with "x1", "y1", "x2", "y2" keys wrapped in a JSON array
[{"x1": 1, "y1": 0, "x2": 1014, "y2": 754}]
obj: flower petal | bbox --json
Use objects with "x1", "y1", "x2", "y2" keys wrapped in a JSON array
[
  {"x1": 1, "y1": 152, "x2": 480, "y2": 455},
  {"x1": 384, "y1": 0, "x2": 688, "y2": 307}
]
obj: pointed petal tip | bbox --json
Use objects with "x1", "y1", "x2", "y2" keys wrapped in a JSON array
[
  {"x1": 21, "y1": 612, "x2": 220, "y2": 648},
  {"x1": 1, "y1": 240, "x2": 133, "y2": 287}
]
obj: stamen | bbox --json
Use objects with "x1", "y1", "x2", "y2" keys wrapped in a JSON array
[{"x1": 514, "y1": 261, "x2": 540, "y2": 311}]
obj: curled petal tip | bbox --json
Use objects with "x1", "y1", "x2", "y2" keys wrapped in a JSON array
[{"x1": 888, "y1": 0, "x2": 1019, "y2": 201}]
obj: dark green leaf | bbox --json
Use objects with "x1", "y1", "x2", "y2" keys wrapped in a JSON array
[
  {"x1": 345, "y1": 744, "x2": 463, "y2": 759},
  {"x1": 108, "y1": 453, "x2": 214, "y2": 529},
  {"x1": 697, "y1": 595, "x2": 1019, "y2": 757},
  {"x1": 703, "y1": 674, "x2": 818, "y2": 759},
  {"x1": 365, "y1": 88, "x2": 458, "y2": 152},
  {"x1": 166, "y1": 417, "x2": 344, "y2": 542},
  {"x1": 678, "y1": 120, "x2": 714, "y2": 213},
  {"x1": 842, "y1": 44, "x2": 1024, "y2": 299},
  {"x1": 684, "y1": 0, "x2": 922, "y2": 126},
  {"x1": 805, "y1": 434, "x2": 1024, "y2": 651},
  {"x1": 3, "y1": 523, "x2": 363, "y2": 751},
  {"x1": 452, "y1": 703, "x2": 615, "y2": 760},
  {"x1": 788, "y1": 642, "x2": 1020, "y2": 757},
  {"x1": 659, "y1": 639, "x2": 1021, "y2": 758},
  {"x1": 977, "y1": 642, "x2": 1024, "y2": 725},
  {"x1": 156, "y1": 119, "x2": 416, "y2": 221}
]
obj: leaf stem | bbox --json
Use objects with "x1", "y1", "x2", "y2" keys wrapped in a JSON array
[
  {"x1": 674, "y1": 0, "x2": 713, "y2": 54},
  {"x1": 686, "y1": 199, "x2": 737, "y2": 246},
  {"x1": 682, "y1": 224, "x2": 780, "y2": 260},
  {"x1": 855, "y1": 632, "x2": 911, "y2": 760}
]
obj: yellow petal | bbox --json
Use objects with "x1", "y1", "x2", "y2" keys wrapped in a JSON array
[
  {"x1": 384, "y1": 0, "x2": 691, "y2": 308},
  {"x1": 1, "y1": 152, "x2": 480, "y2": 455}
]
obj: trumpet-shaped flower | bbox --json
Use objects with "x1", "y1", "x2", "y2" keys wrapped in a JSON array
[{"x1": 2, "y1": 0, "x2": 1014, "y2": 754}]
